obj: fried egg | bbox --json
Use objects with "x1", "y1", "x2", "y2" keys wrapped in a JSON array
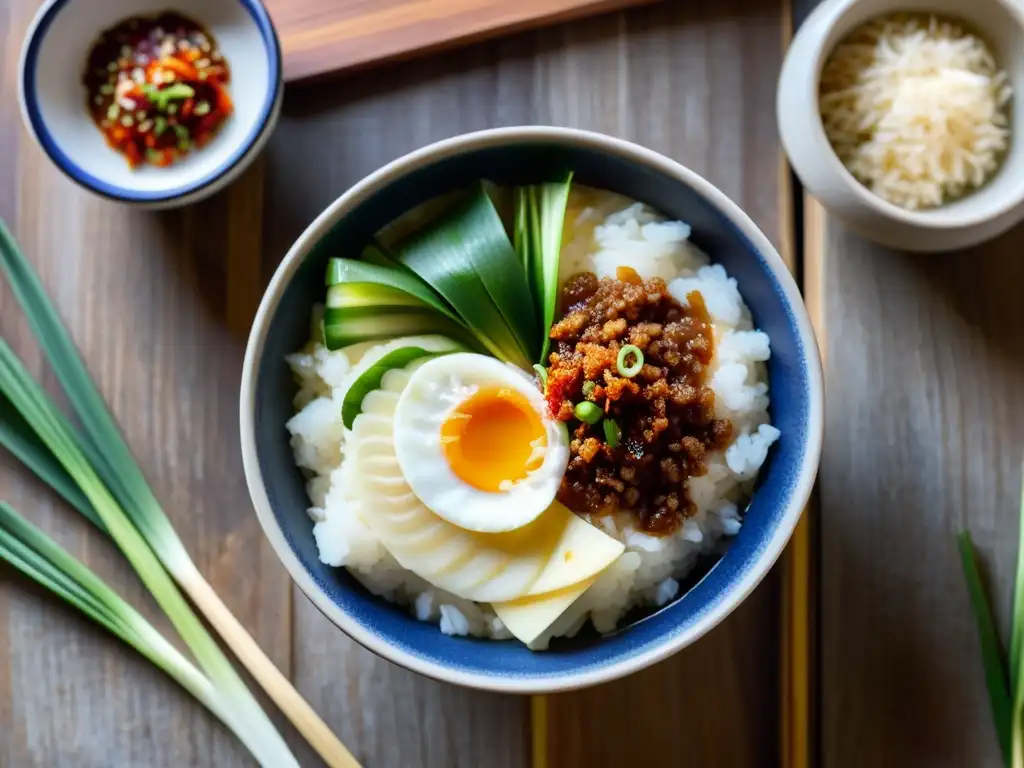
[
  {"x1": 392, "y1": 353, "x2": 569, "y2": 533},
  {"x1": 347, "y1": 365, "x2": 623, "y2": 608}
]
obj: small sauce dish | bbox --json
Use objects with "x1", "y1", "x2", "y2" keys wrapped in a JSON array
[
  {"x1": 777, "y1": 0, "x2": 1024, "y2": 252},
  {"x1": 19, "y1": 0, "x2": 282, "y2": 209}
]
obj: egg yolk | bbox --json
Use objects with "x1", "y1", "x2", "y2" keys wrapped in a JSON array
[{"x1": 440, "y1": 386, "x2": 547, "y2": 493}]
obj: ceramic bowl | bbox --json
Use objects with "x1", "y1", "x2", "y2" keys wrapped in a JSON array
[
  {"x1": 778, "y1": 0, "x2": 1024, "y2": 252},
  {"x1": 240, "y1": 127, "x2": 824, "y2": 693},
  {"x1": 19, "y1": 0, "x2": 282, "y2": 208}
]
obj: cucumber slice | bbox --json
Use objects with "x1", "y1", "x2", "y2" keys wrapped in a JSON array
[
  {"x1": 324, "y1": 259, "x2": 459, "y2": 323},
  {"x1": 322, "y1": 307, "x2": 459, "y2": 350},
  {"x1": 326, "y1": 282, "x2": 424, "y2": 310},
  {"x1": 341, "y1": 337, "x2": 464, "y2": 428}
]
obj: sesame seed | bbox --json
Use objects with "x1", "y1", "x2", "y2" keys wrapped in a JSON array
[
  {"x1": 99, "y1": 83, "x2": 114, "y2": 95},
  {"x1": 153, "y1": 27, "x2": 164, "y2": 37},
  {"x1": 135, "y1": 54, "x2": 148, "y2": 65},
  {"x1": 93, "y1": 95, "x2": 104, "y2": 105},
  {"x1": 167, "y1": 104, "x2": 178, "y2": 114},
  {"x1": 132, "y1": 68, "x2": 145, "y2": 84},
  {"x1": 106, "y1": 104, "x2": 119, "y2": 120},
  {"x1": 200, "y1": 42, "x2": 211, "y2": 52},
  {"x1": 194, "y1": 101, "x2": 210, "y2": 116},
  {"x1": 195, "y1": 58, "x2": 210, "y2": 69},
  {"x1": 178, "y1": 39, "x2": 191, "y2": 51},
  {"x1": 107, "y1": 62, "x2": 118, "y2": 72},
  {"x1": 198, "y1": 71, "x2": 207, "y2": 80},
  {"x1": 120, "y1": 45, "x2": 132, "y2": 57},
  {"x1": 120, "y1": 114, "x2": 133, "y2": 127},
  {"x1": 139, "y1": 120, "x2": 153, "y2": 133},
  {"x1": 135, "y1": 110, "x2": 146, "y2": 121}
]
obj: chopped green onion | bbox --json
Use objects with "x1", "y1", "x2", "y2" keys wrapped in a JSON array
[
  {"x1": 532, "y1": 364, "x2": 548, "y2": 391},
  {"x1": 154, "y1": 116, "x2": 168, "y2": 136},
  {"x1": 617, "y1": 345, "x2": 644, "y2": 378},
  {"x1": 582, "y1": 380, "x2": 596, "y2": 399},
  {"x1": 603, "y1": 418, "x2": 621, "y2": 447},
  {"x1": 573, "y1": 401, "x2": 602, "y2": 425},
  {"x1": 142, "y1": 82, "x2": 195, "y2": 111},
  {"x1": 0, "y1": 222, "x2": 357, "y2": 768}
]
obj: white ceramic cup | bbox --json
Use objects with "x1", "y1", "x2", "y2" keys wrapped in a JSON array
[{"x1": 778, "y1": 0, "x2": 1024, "y2": 252}]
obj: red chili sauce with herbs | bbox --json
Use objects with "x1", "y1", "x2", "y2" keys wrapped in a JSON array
[
  {"x1": 544, "y1": 267, "x2": 733, "y2": 536},
  {"x1": 82, "y1": 13, "x2": 233, "y2": 169}
]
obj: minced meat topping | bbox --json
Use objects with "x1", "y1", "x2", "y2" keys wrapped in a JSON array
[{"x1": 545, "y1": 268, "x2": 733, "y2": 535}]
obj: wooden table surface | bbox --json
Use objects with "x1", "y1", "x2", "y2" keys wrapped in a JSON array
[{"x1": 0, "y1": 0, "x2": 1015, "y2": 765}]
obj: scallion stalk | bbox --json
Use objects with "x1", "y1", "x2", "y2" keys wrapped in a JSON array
[
  {"x1": 959, "y1": 467, "x2": 1024, "y2": 768},
  {"x1": 0, "y1": 502, "x2": 227, "y2": 728},
  {"x1": 0, "y1": 221, "x2": 359, "y2": 768},
  {"x1": 0, "y1": 339, "x2": 296, "y2": 765},
  {"x1": 958, "y1": 531, "x2": 1012, "y2": 763}
]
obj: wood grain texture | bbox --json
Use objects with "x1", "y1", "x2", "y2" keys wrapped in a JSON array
[
  {"x1": 818, "y1": 218, "x2": 1024, "y2": 767},
  {"x1": 0, "y1": 0, "x2": 789, "y2": 765},
  {"x1": 265, "y1": 1, "x2": 786, "y2": 766},
  {"x1": 266, "y1": 0, "x2": 656, "y2": 83},
  {"x1": 0, "y1": 1, "x2": 289, "y2": 765}
]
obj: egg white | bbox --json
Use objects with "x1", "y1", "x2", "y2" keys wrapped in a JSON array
[{"x1": 392, "y1": 353, "x2": 569, "y2": 534}]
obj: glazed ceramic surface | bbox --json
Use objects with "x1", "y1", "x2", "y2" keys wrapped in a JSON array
[
  {"x1": 778, "y1": 0, "x2": 1024, "y2": 252},
  {"x1": 240, "y1": 127, "x2": 824, "y2": 693},
  {"x1": 19, "y1": 0, "x2": 281, "y2": 207}
]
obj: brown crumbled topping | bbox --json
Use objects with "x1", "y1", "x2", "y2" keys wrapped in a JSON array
[{"x1": 545, "y1": 272, "x2": 733, "y2": 535}]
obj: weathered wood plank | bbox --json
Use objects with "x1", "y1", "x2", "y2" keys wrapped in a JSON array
[
  {"x1": 819, "y1": 220, "x2": 1024, "y2": 767},
  {"x1": 264, "y1": 1, "x2": 785, "y2": 766},
  {"x1": 0, "y1": 3, "x2": 288, "y2": 767}
]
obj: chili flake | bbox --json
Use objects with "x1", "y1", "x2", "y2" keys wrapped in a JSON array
[{"x1": 83, "y1": 12, "x2": 233, "y2": 169}]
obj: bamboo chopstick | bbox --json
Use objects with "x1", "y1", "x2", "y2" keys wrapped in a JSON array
[{"x1": 531, "y1": 694, "x2": 549, "y2": 768}]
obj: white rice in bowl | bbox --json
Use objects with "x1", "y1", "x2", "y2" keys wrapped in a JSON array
[{"x1": 286, "y1": 194, "x2": 778, "y2": 650}]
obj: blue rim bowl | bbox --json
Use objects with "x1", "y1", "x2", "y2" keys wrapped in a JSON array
[
  {"x1": 240, "y1": 127, "x2": 824, "y2": 693},
  {"x1": 18, "y1": 0, "x2": 282, "y2": 208}
]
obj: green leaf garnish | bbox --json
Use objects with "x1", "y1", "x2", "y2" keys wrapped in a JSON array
[{"x1": 393, "y1": 185, "x2": 536, "y2": 369}]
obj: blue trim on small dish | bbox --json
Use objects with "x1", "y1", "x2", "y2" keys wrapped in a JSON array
[
  {"x1": 21, "y1": 0, "x2": 282, "y2": 203},
  {"x1": 253, "y1": 142, "x2": 818, "y2": 684}
]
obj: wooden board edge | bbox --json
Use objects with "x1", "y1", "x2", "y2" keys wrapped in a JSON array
[{"x1": 281, "y1": 0, "x2": 659, "y2": 84}]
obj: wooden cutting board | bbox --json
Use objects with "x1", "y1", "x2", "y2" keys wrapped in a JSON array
[{"x1": 265, "y1": 0, "x2": 659, "y2": 83}]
